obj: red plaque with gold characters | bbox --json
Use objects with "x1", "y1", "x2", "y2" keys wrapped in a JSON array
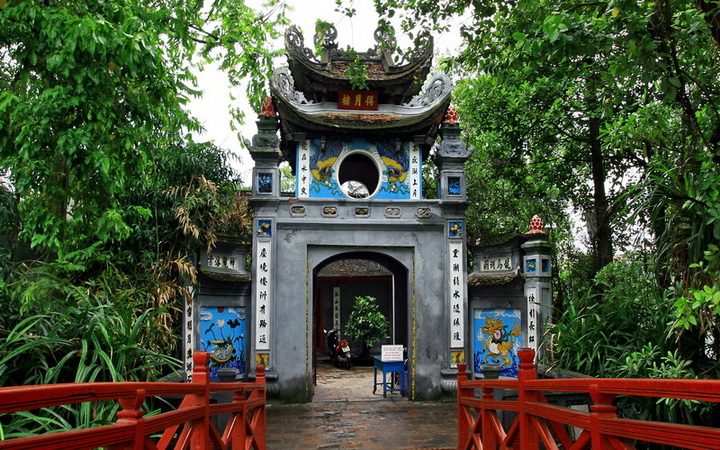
[{"x1": 338, "y1": 90, "x2": 379, "y2": 111}]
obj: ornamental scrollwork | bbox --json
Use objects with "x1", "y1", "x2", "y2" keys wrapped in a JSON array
[
  {"x1": 313, "y1": 22, "x2": 338, "y2": 50},
  {"x1": 286, "y1": 25, "x2": 304, "y2": 50},
  {"x1": 286, "y1": 25, "x2": 321, "y2": 64},
  {"x1": 374, "y1": 25, "x2": 397, "y2": 53},
  {"x1": 271, "y1": 67, "x2": 313, "y2": 105},
  {"x1": 392, "y1": 31, "x2": 433, "y2": 66},
  {"x1": 403, "y1": 73, "x2": 452, "y2": 108}
]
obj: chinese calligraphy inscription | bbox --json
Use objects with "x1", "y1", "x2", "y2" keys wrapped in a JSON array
[
  {"x1": 255, "y1": 240, "x2": 273, "y2": 350},
  {"x1": 449, "y1": 240, "x2": 465, "y2": 348}
]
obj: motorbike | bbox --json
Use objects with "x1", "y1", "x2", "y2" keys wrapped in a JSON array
[{"x1": 325, "y1": 328, "x2": 352, "y2": 369}]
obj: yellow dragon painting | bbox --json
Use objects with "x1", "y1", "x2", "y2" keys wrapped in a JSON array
[{"x1": 479, "y1": 317, "x2": 522, "y2": 367}]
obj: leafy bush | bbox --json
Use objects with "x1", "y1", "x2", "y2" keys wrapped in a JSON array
[
  {"x1": 344, "y1": 296, "x2": 389, "y2": 358},
  {"x1": 547, "y1": 256, "x2": 719, "y2": 428},
  {"x1": 547, "y1": 257, "x2": 671, "y2": 378},
  {"x1": 0, "y1": 305, "x2": 180, "y2": 438}
]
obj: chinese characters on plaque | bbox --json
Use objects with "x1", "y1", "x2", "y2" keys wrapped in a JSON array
[
  {"x1": 184, "y1": 293, "x2": 195, "y2": 381},
  {"x1": 255, "y1": 239, "x2": 272, "y2": 351},
  {"x1": 297, "y1": 141, "x2": 311, "y2": 198},
  {"x1": 206, "y1": 253, "x2": 238, "y2": 270},
  {"x1": 479, "y1": 256, "x2": 513, "y2": 272},
  {"x1": 449, "y1": 240, "x2": 465, "y2": 348},
  {"x1": 409, "y1": 144, "x2": 421, "y2": 199},
  {"x1": 337, "y1": 90, "x2": 379, "y2": 111},
  {"x1": 525, "y1": 287, "x2": 539, "y2": 352},
  {"x1": 333, "y1": 287, "x2": 341, "y2": 334}
]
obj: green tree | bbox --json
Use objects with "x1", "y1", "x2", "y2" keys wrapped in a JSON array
[
  {"x1": 369, "y1": 0, "x2": 720, "y2": 411},
  {"x1": 0, "y1": 0, "x2": 284, "y2": 390},
  {"x1": 344, "y1": 296, "x2": 390, "y2": 359},
  {"x1": 0, "y1": 0, "x2": 285, "y2": 257}
]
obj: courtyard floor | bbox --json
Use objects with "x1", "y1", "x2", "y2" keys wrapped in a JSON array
[{"x1": 266, "y1": 359, "x2": 457, "y2": 449}]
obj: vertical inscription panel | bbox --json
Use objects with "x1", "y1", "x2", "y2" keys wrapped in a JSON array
[
  {"x1": 525, "y1": 286, "x2": 539, "y2": 352},
  {"x1": 409, "y1": 144, "x2": 421, "y2": 199},
  {"x1": 255, "y1": 240, "x2": 272, "y2": 350},
  {"x1": 449, "y1": 240, "x2": 465, "y2": 348},
  {"x1": 297, "y1": 141, "x2": 311, "y2": 198}
]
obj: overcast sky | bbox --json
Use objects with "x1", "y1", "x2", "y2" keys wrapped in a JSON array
[{"x1": 188, "y1": 0, "x2": 462, "y2": 185}]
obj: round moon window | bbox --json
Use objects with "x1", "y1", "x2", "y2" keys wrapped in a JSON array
[{"x1": 337, "y1": 152, "x2": 381, "y2": 199}]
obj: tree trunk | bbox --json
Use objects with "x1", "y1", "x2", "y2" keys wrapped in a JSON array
[
  {"x1": 589, "y1": 113, "x2": 613, "y2": 272},
  {"x1": 585, "y1": 78, "x2": 614, "y2": 275}
]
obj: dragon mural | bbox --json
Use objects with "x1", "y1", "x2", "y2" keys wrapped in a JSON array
[
  {"x1": 474, "y1": 309, "x2": 523, "y2": 377},
  {"x1": 304, "y1": 138, "x2": 413, "y2": 198}
]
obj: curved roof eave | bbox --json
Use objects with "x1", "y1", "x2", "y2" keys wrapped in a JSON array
[
  {"x1": 270, "y1": 68, "x2": 453, "y2": 135},
  {"x1": 284, "y1": 25, "x2": 434, "y2": 97}
]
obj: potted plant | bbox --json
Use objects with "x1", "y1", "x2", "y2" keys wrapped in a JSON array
[{"x1": 344, "y1": 296, "x2": 389, "y2": 362}]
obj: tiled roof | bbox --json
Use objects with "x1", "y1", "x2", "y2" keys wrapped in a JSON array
[
  {"x1": 467, "y1": 272, "x2": 521, "y2": 286},
  {"x1": 317, "y1": 259, "x2": 393, "y2": 278}
]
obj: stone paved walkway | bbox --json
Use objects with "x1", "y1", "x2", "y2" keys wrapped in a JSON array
[{"x1": 266, "y1": 360, "x2": 457, "y2": 449}]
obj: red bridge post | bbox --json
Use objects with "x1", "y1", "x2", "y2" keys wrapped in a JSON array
[
  {"x1": 456, "y1": 362, "x2": 471, "y2": 448},
  {"x1": 517, "y1": 347, "x2": 538, "y2": 450},
  {"x1": 191, "y1": 350, "x2": 211, "y2": 449},
  {"x1": 111, "y1": 389, "x2": 148, "y2": 449},
  {"x1": 255, "y1": 364, "x2": 267, "y2": 449}
]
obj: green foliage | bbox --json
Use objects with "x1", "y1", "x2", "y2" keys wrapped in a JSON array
[
  {"x1": 0, "y1": 307, "x2": 179, "y2": 437},
  {"x1": 548, "y1": 256, "x2": 720, "y2": 426},
  {"x1": 344, "y1": 52, "x2": 370, "y2": 91},
  {"x1": 672, "y1": 244, "x2": 720, "y2": 363},
  {"x1": 454, "y1": 75, "x2": 574, "y2": 243},
  {"x1": 344, "y1": 296, "x2": 389, "y2": 355},
  {"x1": 0, "y1": 0, "x2": 268, "y2": 416},
  {"x1": 547, "y1": 258, "x2": 671, "y2": 378},
  {"x1": 0, "y1": 0, "x2": 284, "y2": 258}
]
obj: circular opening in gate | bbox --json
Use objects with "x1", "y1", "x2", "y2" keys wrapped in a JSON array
[{"x1": 337, "y1": 152, "x2": 380, "y2": 199}]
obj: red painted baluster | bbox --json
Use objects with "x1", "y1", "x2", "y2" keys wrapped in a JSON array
[
  {"x1": 481, "y1": 383, "x2": 497, "y2": 449},
  {"x1": 254, "y1": 364, "x2": 267, "y2": 450},
  {"x1": 110, "y1": 389, "x2": 146, "y2": 450},
  {"x1": 190, "y1": 351, "x2": 211, "y2": 449},
  {"x1": 517, "y1": 347, "x2": 538, "y2": 450},
  {"x1": 589, "y1": 384, "x2": 618, "y2": 448},
  {"x1": 228, "y1": 380, "x2": 244, "y2": 448},
  {"x1": 456, "y1": 362, "x2": 471, "y2": 449}
]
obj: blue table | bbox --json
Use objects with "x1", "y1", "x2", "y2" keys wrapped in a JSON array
[{"x1": 373, "y1": 357, "x2": 406, "y2": 397}]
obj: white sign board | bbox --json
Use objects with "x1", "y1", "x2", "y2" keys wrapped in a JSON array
[{"x1": 381, "y1": 345, "x2": 404, "y2": 361}]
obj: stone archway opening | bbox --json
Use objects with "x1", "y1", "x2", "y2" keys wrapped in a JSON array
[{"x1": 312, "y1": 252, "x2": 408, "y2": 401}]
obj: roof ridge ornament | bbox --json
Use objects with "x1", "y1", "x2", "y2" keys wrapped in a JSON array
[
  {"x1": 272, "y1": 67, "x2": 314, "y2": 105},
  {"x1": 287, "y1": 25, "x2": 319, "y2": 63},
  {"x1": 442, "y1": 106, "x2": 460, "y2": 124},
  {"x1": 403, "y1": 73, "x2": 452, "y2": 108},
  {"x1": 374, "y1": 25, "x2": 397, "y2": 53},
  {"x1": 314, "y1": 22, "x2": 338, "y2": 51},
  {"x1": 260, "y1": 96, "x2": 277, "y2": 117},
  {"x1": 526, "y1": 215, "x2": 546, "y2": 234},
  {"x1": 284, "y1": 23, "x2": 433, "y2": 74}
]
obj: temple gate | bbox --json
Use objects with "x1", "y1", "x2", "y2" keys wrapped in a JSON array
[{"x1": 185, "y1": 23, "x2": 552, "y2": 402}]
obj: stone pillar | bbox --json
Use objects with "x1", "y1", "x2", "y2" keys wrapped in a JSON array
[
  {"x1": 434, "y1": 106, "x2": 473, "y2": 202},
  {"x1": 248, "y1": 96, "x2": 281, "y2": 393},
  {"x1": 521, "y1": 215, "x2": 552, "y2": 359},
  {"x1": 248, "y1": 97, "x2": 281, "y2": 198},
  {"x1": 436, "y1": 107, "x2": 475, "y2": 392}
]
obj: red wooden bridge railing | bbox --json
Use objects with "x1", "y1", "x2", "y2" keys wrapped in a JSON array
[
  {"x1": 0, "y1": 351, "x2": 266, "y2": 449},
  {"x1": 457, "y1": 348, "x2": 720, "y2": 449}
]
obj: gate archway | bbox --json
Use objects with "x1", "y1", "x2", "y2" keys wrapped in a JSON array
[{"x1": 311, "y1": 251, "x2": 409, "y2": 396}]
